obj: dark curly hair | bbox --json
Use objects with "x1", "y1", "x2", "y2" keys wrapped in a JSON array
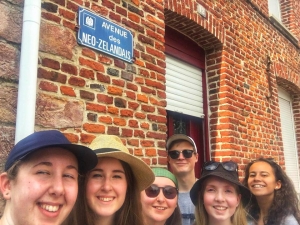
[{"x1": 243, "y1": 158, "x2": 300, "y2": 225}]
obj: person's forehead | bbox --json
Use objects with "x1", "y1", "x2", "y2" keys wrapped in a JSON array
[
  {"x1": 25, "y1": 147, "x2": 77, "y2": 162},
  {"x1": 170, "y1": 140, "x2": 193, "y2": 149}
]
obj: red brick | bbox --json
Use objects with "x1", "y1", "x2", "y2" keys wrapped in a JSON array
[
  {"x1": 60, "y1": 86, "x2": 76, "y2": 97},
  {"x1": 86, "y1": 103, "x2": 106, "y2": 113},
  {"x1": 108, "y1": 106, "x2": 119, "y2": 115},
  {"x1": 112, "y1": 79, "x2": 125, "y2": 87},
  {"x1": 99, "y1": 116, "x2": 113, "y2": 124},
  {"x1": 121, "y1": 128, "x2": 133, "y2": 137},
  {"x1": 113, "y1": 118, "x2": 126, "y2": 126},
  {"x1": 68, "y1": 76, "x2": 85, "y2": 87},
  {"x1": 83, "y1": 123, "x2": 105, "y2": 133},
  {"x1": 134, "y1": 148, "x2": 143, "y2": 156},
  {"x1": 97, "y1": 72, "x2": 110, "y2": 83},
  {"x1": 107, "y1": 126, "x2": 120, "y2": 135},
  {"x1": 120, "y1": 109, "x2": 133, "y2": 117},
  {"x1": 64, "y1": 133, "x2": 79, "y2": 143},
  {"x1": 97, "y1": 94, "x2": 113, "y2": 104},
  {"x1": 129, "y1": 119, "x2": 139, "y2": 128},
  {"x1": 128, "y1": 101, "x2": 139, "y2": 110},
  {"x1": 107, "y1": 86, "x2": 123, "y2": 96},
  {"x1": 79, "y1": 57, "x2": 105, "y2": 72},
  {"x1": 145, "y1": 148, "x2": 156, "y2": 157},
  {"x1": 125, "y1": 91, "x2": 136, "y2": 100},
  {"x1": 134, "y1": 130, "x2": 145, "y2": 138},
  {"x1": 82, "y1": 48, "x2": 96, "y2": 59},
  {"x1": 61, "y1": 63, "x2": 77, "y2": 75},
  {"x1": 42, "y1": 58, "x2": 60, "y2": 70},
  {"x1": 39, "y1": 81, "x2": 58, "y2": 92},
  {"x1": 80, "y1": 133, "x2": 96, "y2": 144},
  {"x1": 137, "y1": 94, "x2": 148, "y2": 103},
  {"x1": 80, "y1": 68, "x2": 95, "y2": 80}
]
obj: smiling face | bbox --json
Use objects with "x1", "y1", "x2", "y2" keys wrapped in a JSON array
[
  {"x1": 202, "y1": 176, "x2": 241, "y2": 224},
  {"x1": 247, "y1": 161, "x2": 281, "y2": 200},
  {"x1": 85, "y1": 157, "x2": 127, "y2": 222},
  {"x1": 141, "y1": 177, "x2": 178, "y2": 225},
  {"x1": 167, "y1": 141, "x2": 198, "y2": 176},
  {"x1": 1, "y1": 147, "x2": 79, "y2": 225}
]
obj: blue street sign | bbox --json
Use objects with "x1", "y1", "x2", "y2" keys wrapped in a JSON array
[{"x1": 77, "y1": 7, "x2": 133, "y2": 63}]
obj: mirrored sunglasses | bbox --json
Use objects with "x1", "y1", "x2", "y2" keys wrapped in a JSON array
[
  {"x1": 168, "y1": 149, "x2": 195, "y2": 159},
  {"x1": 145, "y1": 184, "x2": 178, "y2": 199},
  {"x1": 203, "y1": 161, "x2": 238, "y2": 173}
]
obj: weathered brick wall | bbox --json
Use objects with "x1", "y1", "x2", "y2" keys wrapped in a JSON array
[
  {"x1": 36, "y1": 0, "x2": 168, "y2": 167},
  {"x1": 165, "y1": 0, "x2": 300, "y2": 171},
  {"x1": 0, "y1": 0, "x2": 23, "y2": 168}
]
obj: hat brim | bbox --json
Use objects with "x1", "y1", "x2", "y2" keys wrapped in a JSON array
[
  {"x1": 94, "y1": 148, "x2": 154, "y2": 191},
  {"x1": 190, "y1": 173, "x2": 251, "y2": 206},
  {"x1": 21, "y1": 143, "x2": 98, "y2": 174}
]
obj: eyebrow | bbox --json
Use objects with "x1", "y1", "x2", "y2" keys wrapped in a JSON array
[
  {"x1": 91, "y1": 168, "x2": 125, "y2": 173},
  {"x1": 33, "y1": 162, "x2": 78, "y2": 171}
]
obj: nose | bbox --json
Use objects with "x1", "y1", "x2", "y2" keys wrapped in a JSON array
[
  {"x1": 214, "y1": 191, "x2": 225, "y2": 202},
  {"x1": 178, "y1": 151, "x2": 185, "y2": 160},
  {"x1": 101, "y1": 177, "x2": 112, "y2": 192},
  {"x1": 156, "y1": 189, "x2": 165, "y2": 203},
  {"x1": 49, "y1": 175, "x2": 65, "y2": 197}
]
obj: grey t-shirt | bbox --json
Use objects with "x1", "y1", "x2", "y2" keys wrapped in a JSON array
[
  {"x1": 178, "y1": 192, "x2": 195, "y2": 225},
  {"x1": 247, "y1": 214, "x2": 299, "y2": 225}
]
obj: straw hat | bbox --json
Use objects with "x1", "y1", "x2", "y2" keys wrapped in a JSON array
[{"x1": 89, "y1": 135, "x2": 155, "y2": 191}]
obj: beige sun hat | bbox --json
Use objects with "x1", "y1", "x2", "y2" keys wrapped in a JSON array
[{"x1": 89, "y1": 135, "x2": 155, "y2": 191}]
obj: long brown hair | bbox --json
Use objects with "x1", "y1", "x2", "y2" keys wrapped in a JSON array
[{"x1": 64, "y1": 159, "x2": 144, "y2": 225}]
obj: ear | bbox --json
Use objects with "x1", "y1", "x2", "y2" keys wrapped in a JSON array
[
  {"x1": 275, "y1": 180, "x2": 282, "y2": 190},
  {"x1": 0, "y1": 172, "x2": 12, "y2": 200},
  {"x1": 194, "y1": 153, "x2": 199, "y2": 163},
  {"x1": 167, "y1": 155, "x2": 171, "y2": 163}
]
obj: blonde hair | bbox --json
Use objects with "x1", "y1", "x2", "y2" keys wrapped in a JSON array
[{"x1": 194, "y1": 178, "x2": 247, "y2": 225}]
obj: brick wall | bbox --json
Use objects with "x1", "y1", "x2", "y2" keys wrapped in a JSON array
[{"x1": 0, "y1": 0, "x2": 299, "y2": 182}]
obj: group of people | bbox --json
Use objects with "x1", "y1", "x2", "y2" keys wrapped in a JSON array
[{"x1": 0, "y1": 130, "x2": 299, "y2": 225}]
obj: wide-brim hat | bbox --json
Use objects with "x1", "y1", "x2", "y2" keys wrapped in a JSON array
[
  {"x1": 89, "y1": 135, "x2": 155, "y2": 191},
  {"x1": 5, "y1": 130, "x2": 98, "y2": 174},
  {"x1": 166, "y1": 134, "x2": 197, "y2": 152},
  {"x1": 190, "y1": 163, "x2": 251, "y2": 206}
]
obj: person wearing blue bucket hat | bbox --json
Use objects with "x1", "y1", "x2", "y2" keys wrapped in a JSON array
[
  {"x1": 0, "y1": 130, "x2": 98, "y2": 225},
  {"x1": 190, "y1": 160, "x2": 251, "y2": 225}
]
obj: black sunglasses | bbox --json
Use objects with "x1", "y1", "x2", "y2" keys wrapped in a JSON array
[
  {"x1": 168, "y1": 149, "x2": 195, "y2": 159},
  {"x1": 145, "y1": 184, "x2": 178, "y2": 199},
  {"x1": 203, "y1": 161, "x2": 238, "y2": 173}
]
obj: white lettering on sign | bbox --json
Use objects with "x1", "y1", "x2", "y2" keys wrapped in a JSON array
[
  {"x1": 101, "y1": 22, "x2": 128, "y2": 38},
  {"x1": 82, "y1": 32, "x2": 96, "y2": 46},
  {"x1": 109, "y1": 35, "x2": 120, "y2": 44},
  {"x1": 98, "y1": 38, "x2": 131, "y2": 60}
]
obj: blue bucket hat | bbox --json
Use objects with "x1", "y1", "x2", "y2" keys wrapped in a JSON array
[{"x1": 5, "y1": 130, "x2": 98, "y2": 173}]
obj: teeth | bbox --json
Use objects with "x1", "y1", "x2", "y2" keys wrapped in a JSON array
[
  {"x1": 40, "y1": 204, "x2": 59, "y2": 212},
  {"x1": 214, "y1": 206, "x2": 227, "y2": 210},
  {"x1": 154, "y1": 207, "x2": 166, "y2": 210},
  {"x1": 253, "y1": 184, "x2": 264, "y2": 188},
  {"x1": 100, "y1": 197, "x2": 114, "y2": 202}
]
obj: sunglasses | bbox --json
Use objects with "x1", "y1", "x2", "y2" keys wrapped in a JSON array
[
  {"x1": 145, "y1": 184, "x2": 178, "y2": 199},
  {"x1": 168, "y1": 149, "x2": 195, "y2": 159},
  {"x1": 203, "y1": 161, "x2": 238, "y2": 172}
]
